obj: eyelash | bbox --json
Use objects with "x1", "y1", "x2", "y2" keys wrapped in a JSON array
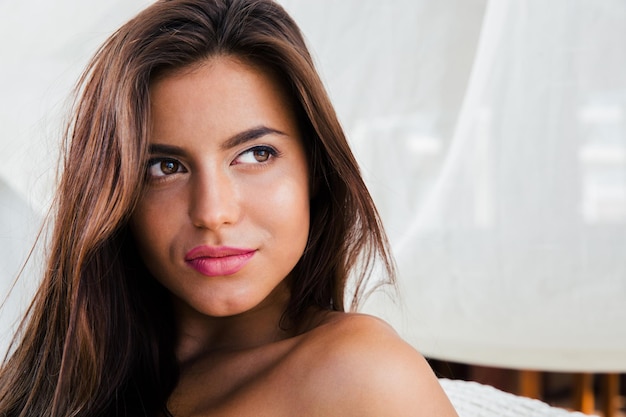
[{"x1": 145, "y1": 145, "x2": 280, "y2": 180}]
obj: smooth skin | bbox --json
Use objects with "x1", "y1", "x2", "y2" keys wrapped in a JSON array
[{"x1": 131, "y1": 56, "x2": 458, "y2": 417}]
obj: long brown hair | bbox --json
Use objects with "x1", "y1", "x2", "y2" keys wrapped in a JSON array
[{"x1": 0, "y1": 1, "x2": 395, "y2": 416}]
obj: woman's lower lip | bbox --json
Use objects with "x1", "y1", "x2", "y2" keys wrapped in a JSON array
[{"x1": 186, "y1": 251, "x2": 255, "y2": 277}]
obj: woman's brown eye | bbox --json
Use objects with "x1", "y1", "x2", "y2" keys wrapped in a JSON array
[
  {"x1": 233, "y1": 146, "x2": 278, "y2": 165},
  {"x1": 161, "y1": 160, "x2": 180, "y2": 174},
  {"x1": 147, "y1": 158, "x2": 185, "y2": 178},
  {"x1": 254, "y1": 149, "x2": 270, "y2": 162}
]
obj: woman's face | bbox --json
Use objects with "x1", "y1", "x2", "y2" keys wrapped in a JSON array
[{"x1": 131, "y1": 57, "x2": 310, "y2": 319}]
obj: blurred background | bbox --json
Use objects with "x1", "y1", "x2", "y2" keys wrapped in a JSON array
[{"x1": 1, "y1": 0, "x2": 624, "y2": 415}]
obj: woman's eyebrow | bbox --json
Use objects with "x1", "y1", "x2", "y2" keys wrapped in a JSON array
[
  {"x1": 148, "y1": 143, "x2": 187, "y2": 157},
  {"x1": 148, "y1": 126, "x2": 286, "y2": 155},
  {"x1": 221, "y1": 125, "x2": 286, "y2": 150}
]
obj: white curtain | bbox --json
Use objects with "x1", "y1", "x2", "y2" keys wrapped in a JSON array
[{"x1": 2, "y1": 0, "x2": 625, "y2": 371}]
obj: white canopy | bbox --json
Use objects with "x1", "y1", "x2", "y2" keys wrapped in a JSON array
[{"x1": 1, "y1": 0, "x2": 625, "y2": 372}]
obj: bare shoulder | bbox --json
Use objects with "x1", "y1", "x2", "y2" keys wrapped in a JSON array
[{"x1": 292, "y1": 312, "x2": 458, "y2": 417}]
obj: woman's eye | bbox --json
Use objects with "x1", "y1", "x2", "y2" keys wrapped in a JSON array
[
  {"x1": 234, "y1": 146, "x2": 277, "y2": 165},
  {"x1": 147, "y1": 158, "x2": 186, "y2": 177}
]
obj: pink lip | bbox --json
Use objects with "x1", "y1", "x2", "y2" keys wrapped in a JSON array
[{"x1": 185, "y1": 246, "x2": 256, "y2": 277}]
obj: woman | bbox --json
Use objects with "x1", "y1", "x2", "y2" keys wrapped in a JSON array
[{"x1": 0, "y1": 0, "x2": 458, "y2": 416}]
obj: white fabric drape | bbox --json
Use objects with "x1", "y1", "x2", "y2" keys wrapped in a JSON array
[
  {"x1": 282, "y1": 0, "x2": 626, "y2": 372},
  {"x1": 1, "y1": 0, "x2": 625, "y2": 371}
]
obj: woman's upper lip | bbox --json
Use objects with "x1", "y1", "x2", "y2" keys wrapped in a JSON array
[{"x1": 185, "y1": 245, "x2": 256, "y2": 260}]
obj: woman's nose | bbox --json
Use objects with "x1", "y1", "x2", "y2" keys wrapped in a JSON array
[{"x1": 188, "y1": 170, "x2": 241, "y2": 231}]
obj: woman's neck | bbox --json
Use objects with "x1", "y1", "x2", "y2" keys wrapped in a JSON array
[{"x1": 172, "y1": 283, "x2": 294, "y2": 366}]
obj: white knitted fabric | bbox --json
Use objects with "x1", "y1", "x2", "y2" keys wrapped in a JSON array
[{"x1": 439, "y1": 379, "x2": 598, "y2": 417}]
